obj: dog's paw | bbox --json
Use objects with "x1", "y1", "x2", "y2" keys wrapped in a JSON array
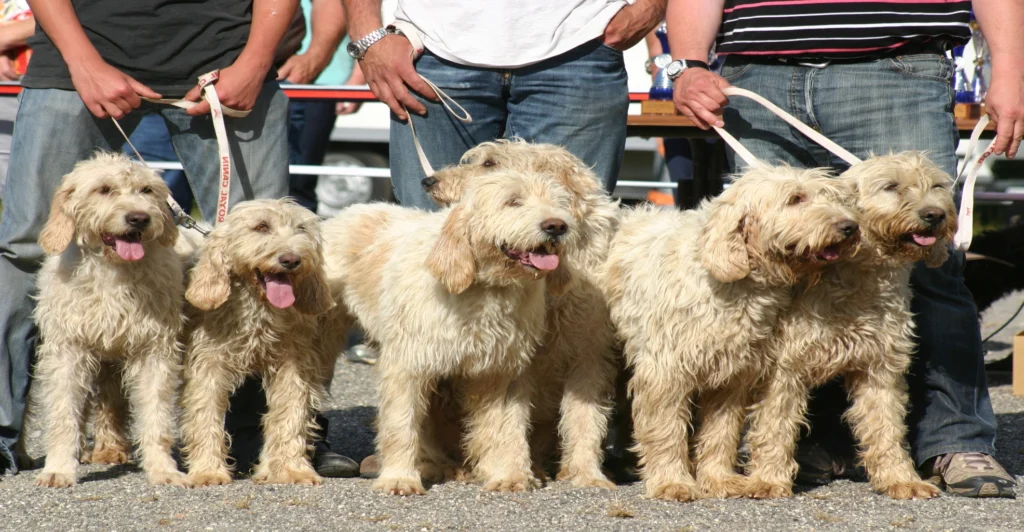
[
  {"x1": 556, "y1": 468, "x2": 616, "y2": 490},
  {"x1": 188, "y1": 469, "x2": 233, "y2": 487},
  {"x1": 85, "y1": 445, "x2": 130, "y2": 465},
  {"x1": 482, "y1": 473, "x2": 541, "y2": 493},
  {"x1": 879, "y1": 481, "x2": 941, "y2": 500},
  {"x1": 373, "y1": 476, "x2": 426, "y2": 496},
  {"x1": 742, "y1": 479, "x2": 792, "y2": 499},
  {"x1": 252, "y1": 466, "x2": 323, "y2": 486},
  {"x1": 647, "y1": 481, "x2": 700, "y2": 502},
  {"x1": 35, "y1": 471, "x2": 76, "y2": 488},
  {"x1": 148, "y1": 469, "x2": 192, "y2": 488},
  {"x1": 700, "y1": 473, "x2": 749, "y2": 499}
]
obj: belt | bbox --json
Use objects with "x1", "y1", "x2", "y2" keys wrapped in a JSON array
[{"x1": 729, "y1": 40, "x2": 951, "y2": 68}]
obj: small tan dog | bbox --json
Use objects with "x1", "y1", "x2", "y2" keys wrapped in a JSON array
[
  {"x1": 603, "y1": 165, "x2": 860, "y2": 501},
  {"x1": 33, "y1": 152, "x2": 187, "y2": 488},
  {"x1": 424, "y1": 139, "x2": 621, "y2": 488},
  {"x1": 180, "y1": 198, "x2": 333, "y2": 487},
  {"x1": 742, "y1": 152, "x2": 955, "y2": 500},
  {"x1": 318, "y1": 169, "x2": 576, "y2": 495}
]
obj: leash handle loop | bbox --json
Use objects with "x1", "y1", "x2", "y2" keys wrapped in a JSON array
[
  {"x1": 953, "y1": 114, "x2": 995, "y2": 252},
  {"x1": 402, "y1": 75, "x2": 473, "y2": 177}
]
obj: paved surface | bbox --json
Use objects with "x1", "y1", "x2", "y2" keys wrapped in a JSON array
[{"x1": 2, "y1": 297, "x2": 1023, "y2": 531}]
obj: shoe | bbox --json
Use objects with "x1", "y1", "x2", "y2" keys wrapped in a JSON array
[
  {"x1": 359, "y1": 454, "x2": 381, "y2": 479},
  {"x1": 922, "y1": 453, "x2": 1016, "y2": 498},
  {"x1": 795, "y1": 441, "x2": 866, "y2": 486},
  {"x1": 312, "y1": 440, "x2": 359, "y2": 478},
  {"x1": 344, "y1": 343, "x2": 378, "y2": 365}
]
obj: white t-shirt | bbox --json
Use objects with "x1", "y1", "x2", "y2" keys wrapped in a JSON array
[{"x1": 391, "y1": 0, "x2": 633, "y2": 68}]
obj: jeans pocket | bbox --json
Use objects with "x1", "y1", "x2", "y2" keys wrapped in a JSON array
[
  {"x1": 599, "y1": 42, "x2": 625, "y2": 55},
  {"x1": 720, "y1": 60, "x2": 754, "y2": 82},
  {"x1": 885, "y1": 54, "x2": 952, "y2": 84}
]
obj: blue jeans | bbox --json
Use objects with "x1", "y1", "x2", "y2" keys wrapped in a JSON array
[
  {"x1": 0, "y1": 82, "x2": 289, "y2": 473},
  {"x1": 389, "y1": 39, "x2": 629, "y2": 209},
  {"x1": 720, "y1": 54, "x2": 996, "y2": 465},
  {"x1": 287, "y1": 99, "x2": 337, "y2": 212},
  {"x1": 124, "y1": 113, "x2": 194, "y2": 211}
]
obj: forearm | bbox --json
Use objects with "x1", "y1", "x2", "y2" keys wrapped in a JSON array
[
  {"x1": 342, "y1": 0, "x2": 383, "y2": 40},
  {"x1": 306, "y1": 0, "x2": 345, "y2": 66},
  {"x1": 0, "y1": 18, "x2": 34, "y2": 51},
  {"x1": 666, "y1": 0, "x2": 724, "y2": 60},
  {"x1": 973, "y1": 0, "x2": 1024, "y2": 74},
  {"x1": 239, "y1": 0, "x2": 299, "y2": 71},
  {"x1": 26, "y1": 0, "x2": 102, "y2": 65}
]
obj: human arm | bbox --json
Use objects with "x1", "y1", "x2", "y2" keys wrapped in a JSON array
[
  {"x1": 603, "y1": 0, "x2": 667, "y2": 51},
  {"x1": 336, "y1": 62, "x2": 365, "y2": 114},
  {"x1": 973, "y1": 0, "x2": 1024, "y2": 158},
  {"x1": 277, "y1": 0, "x2": 346, "y2": 84},
  {"x1": 26, "y1": 0, "x2": 161, "y2": 118},
  {"x1": 0, "y1": 18, "x2": 33, "y2": 52},
  {"x1": 667, "y1": 0, "x2": 729, "y2": 129},
  {"x1": 185, "y1": 0, "x2": 299, "y2": 115}
]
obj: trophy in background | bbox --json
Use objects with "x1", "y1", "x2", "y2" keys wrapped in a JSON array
[
  {"x1": 649, "y1": 22, "x2": 674, "y2": 100},
  {"x1": 968, "y1": 16, "x2": 990, "y2": 104},
  {"x1": 952, "y1": 43, "x2": 975, "y2": 104}
]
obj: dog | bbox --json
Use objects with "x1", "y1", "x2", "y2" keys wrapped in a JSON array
[
  {"x1": 741, "y1": 152, "x2": 954, "y2": 500},
  {"x1": 33, "y1": 152, "x2": 188, "y2": 488},
  {"x1": 317, "y1": 169, "x2": 577, "y2": 495},
  {"x1": 180, "y1": 198, "x2": 334, "y2": 486},
  {"x1": 602, "y1": 165, "x2": 860, "y2": 501},
  {"x1": 424, "y1": 139, "x2": 622, "y2": 488}
]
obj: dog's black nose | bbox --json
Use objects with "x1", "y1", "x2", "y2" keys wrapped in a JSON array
[
  {"x1": 278, "y1": 253, "x2": 302, "y2": 270},
  {"x1": 125, "y1": 211, "x2": 151, "y2": 229},
  {"x1": 919, "y1": 207, "x2": 946, "y2": 226},
  {"x1": 541, "y1": 218, "x2": 568, "y2": 237},
  {"x1": 835, "y1": 220, "x2": 858, "y2": 238},
  {"x1": 421, "y1": 176, "x2": 438, "y2": 189}
]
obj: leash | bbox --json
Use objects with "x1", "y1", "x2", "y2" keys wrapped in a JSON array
[
  {"x1": 401, "y1": 76, "x2": 472, "y2": 176},
  {"x1": 953, "y1": 114, "x2": 995, "y2": 252},
  {"x1": 113, "y1": 70, "x2": 249, "y2": 235}
]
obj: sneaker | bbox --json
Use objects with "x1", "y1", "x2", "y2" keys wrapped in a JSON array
[
  {"x1": 922, "y1": 453, "x2": 1016, "y2": 498},
  {"x1": 345, "y1": 343, "x2": 378, "y2": 365},
  {"x1": 312, "y1": 440, "x2": 359, "y2": 478},
  {"x1": 795, "y1": 441, "x2": 866, "y2": 486}
]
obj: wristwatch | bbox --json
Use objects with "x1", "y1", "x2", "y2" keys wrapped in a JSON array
[
  {"x1": 347, "y1": 24, "x2": 403, "y2": 60},
  {"x1": 664, "y1": 59, "x2": 710, "y2": 81}
]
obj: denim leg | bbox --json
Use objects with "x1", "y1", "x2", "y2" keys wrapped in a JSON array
[
  {"x1": 0, "y1": 89, "x2": 142, "y2": 473},
  {"x1": 162, "y1": 79, "x2": 289, "y2": 221},
  {"x1": 288, "y1": 100, "x2": 337, "y2": 212},
  {"x1": 126, "y1": 113, "x2": 193, "y2": 211},
  {"x1": 506, "y1": 40, "x2": 629, "y2": 192},
  {"x1": 389, "y1": 51, "x2": 507, "y2": 210}
]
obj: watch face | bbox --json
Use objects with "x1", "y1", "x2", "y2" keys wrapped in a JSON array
[
  {"x1": 346, "y1": 42, "x2": 362, "y2": 59},
  {"x1": 665, "y1": 61, "x2": 684, "y2": 77}
]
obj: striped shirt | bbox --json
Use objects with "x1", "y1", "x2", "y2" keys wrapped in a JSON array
[{"x1": 716, "y1": 0, "x2": 973, "y2": 59}]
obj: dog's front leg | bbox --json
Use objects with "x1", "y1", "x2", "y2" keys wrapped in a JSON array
[
  {"x1": 463, "y1": 373, "x2": 540, "y2": 493},
  {"x1": 84, "y1": 362, "x2": 131, "y2": 465},
  {"x1": 845, "y1": 369, "x2": 940, "y2": 500},
  {"x1": 372, "y1": 360, "x2": 431, "y2": 495},
  {"x1": 181, "y1": 347, "x2": 237, "y2": 487},
  {"x1": 127, "y1": 345, "x2": 191, "y2": 487},
  {"x1": 252, "y1": 355, "x2": 322, "y2": 486},
  {"x1": 694, "y1": 382, "x2": 752, "y2": 498},
  {"x1": 741, "y1": 368, "x2": 808, "y2": 499},
  {"x1": 554, "y1": 346, "x2": 617, "y2": 489},
  {"x1": 34, "y1": 344, "x2": 99, "y2": 488}
]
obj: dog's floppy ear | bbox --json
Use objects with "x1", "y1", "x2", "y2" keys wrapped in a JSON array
[
  {"x1": 699, "y1": 198, "x2": 750, "y2": 282},
  {"x1": 186, "y1": 239, "x2": 232, "y2": 310},
  {"x1": 545, "y1": 260, "x2": 573, "y2": 297},
  {"x1": 39, "y1": 183, "x2": 76, "y2": 255},
  {"x1": 427, "y1": 205, "x2": 476, "y2": 294},
  {"x1": 924, "y1": 242, "x2": 950, "y2": 268},
  {"x1": 293, "y1": 267, "x2": 335, "y2": 315}
]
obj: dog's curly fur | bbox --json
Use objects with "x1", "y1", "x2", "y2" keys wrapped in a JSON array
[
  {"x1": 33, "y1": 152, "x2": 187, "y2": 488},
  {"x1": 180, "y1": 198, "x2": 334, "y2": 487},
  {"x1": 742, "y1": 152, "x2": 954, "y2": 501},
  {"x1": 603, "y1": 165, "x2": 860, "y2": 501},
  {"x1": 318, "y1": 169, "x2": 578, "y2": 495},
  {"x1": 426, "y1": 139, "x2": 621, "y2": 488}
]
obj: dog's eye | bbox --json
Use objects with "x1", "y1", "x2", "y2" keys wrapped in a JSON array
[
  {"x1": 931, "y1": 184, "x2": 947, "y2": 190},
  {"x1": 96, "y1": 185, "x2": 111, "y2": 195},
  {"x1": 506, "y1": 197, "x2": 522, "y2": 208},
  {"x1": 253, "y1": 222, "x2": 270, "y2": 233},
  {"x1": 884, "y1": 183, "x2": 899, "y2": 192},
  {"x1": 787, "y1": 194, "x2": 805, "y2": 206},
  {"x1": 482, "y1": 159, "x2": 496, "y2": 168},
  {"x1": 140, "y1": 186, "x2": 153, "y2": 195},
  {"x1": 296, "y1": 224, "x2": 306, "y2": 232}
]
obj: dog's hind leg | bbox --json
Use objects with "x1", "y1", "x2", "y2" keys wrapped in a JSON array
[
  {"x1": 252, "y1": 355, "x2": 323, "y2": 486},
  {"x1": 844, "y1": 369, "x2": 939, "y2": 500},
  {"x1": 694, "y1": 382, "x2": 751, "y2": 498},
  {"x1": 84, "y1": 362, "x2": 131, "y2": 465},
  {"x1": 34, "y1": 345, "x2": 99, "y2": 488},
  {"x1": 555, "y1": 344, "x2": 616, "y2": 489},
  {"x1": 742, "y1": 369, "x2": 808, "y2": 499},
  {"x1": 372, "y1": 358, "x2": 431, "y2": 495},
  {"x1": 463, "y1": 373, "x2": 540, "y2": 493},
  {"x1": 125, "y1": 345, "x2": 190, "y2": 487}
]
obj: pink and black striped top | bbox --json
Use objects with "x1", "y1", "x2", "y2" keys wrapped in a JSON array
[{"x1": 716, "y1": 0, "x2": 972, "y2": 58}]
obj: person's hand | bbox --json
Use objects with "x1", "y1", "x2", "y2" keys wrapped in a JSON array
[
  {"x1": 673, "y1": 68, "x2": 731, "y2": 129},
  {"x1": 360, "y1": 34, "x2": 437, "y2": 120},
  {"x1": 985, "y1": 67, "x2": 1024, "y2": 158},
  {"x1": 185, "y1": 58, "x2": 266, "y2": 116},
  {"x1": 276, "y1": 52, "x2": 325, "y2": 85},
  {"x1": 603, "y1": 2, "x2": 663, "y2": 51},
  {"x1": 0, "y1": 55, "x2": 19, "y2": 81},
  {"x1": 68, "y1": 56, "x2": 161, "y2": 119},
  {"x1": 336, "y1": 101, "x2": 362, "y2": 115}
]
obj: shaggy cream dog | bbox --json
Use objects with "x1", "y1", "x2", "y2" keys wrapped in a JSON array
[
  {"x1": 180, "y1": 198, "x2": 334, "y2": 487},
  {"x1": 424, "y1": 139, "x2": 621, "y2": 488},
  {"x1": 742, "y1": 152, "x2": 955, "y2": 500},
  {"x1": 318, "y1": 169, "x2": 577, "y2": 495},
  {"x1": 603, "y1": 165, "x2": 861, "y2": 501},
  {"x1": 33, "y1": 152, "x2": 187, "y2": 488}
]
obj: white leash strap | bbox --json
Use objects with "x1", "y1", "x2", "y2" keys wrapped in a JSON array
[
  {"x1": 402, "y1": 76, "x2": 472, "y2": 176},
  {"x1": 953, "y1": 114, "x2": 995, "y2": 252}
]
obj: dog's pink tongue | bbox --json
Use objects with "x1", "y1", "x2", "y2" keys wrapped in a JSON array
[
  {"x1": 527, "y1": 252, "x2": 559, "y2": 271},
  {"x1": 114, "y1": 238, "x2": 145, "y2": 261},
  {"x1": 264, "y1": 273, "x2": 295, "y2": 309},
  {"x1": 820, "y1": 247, "x2": 840, "y2": 261},
  {"x1": 912, "y1": 234, "x2": 937, "y2": 246}
]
